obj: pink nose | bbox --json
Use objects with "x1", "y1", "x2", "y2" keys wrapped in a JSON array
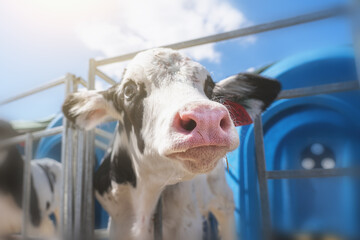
[{"x1": 173, "y1": 103, "x2": 233, "y2": 145}]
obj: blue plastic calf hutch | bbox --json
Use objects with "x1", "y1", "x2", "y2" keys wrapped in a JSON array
[{"x1": 224, "y1": 46, "x2": 360, "y2": 240}]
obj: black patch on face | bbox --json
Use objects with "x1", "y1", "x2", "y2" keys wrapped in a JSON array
[
  {"x1": 204, "y1": 75, "x2": 215, "y2": 99},
  {"x1": 46, "y1": 201, "x2": 50, "y2": 210},
  {"x1": 94, "y1": 151, "x2": 112, "y2": 195},
  {"x1": 94, "y1": 148, "x2": 137, "y2": 195},
  {"x1": 110, "y1": 148, "x2": 136, "y2": 187},
  {"x1": 213, "y1": 73, "x2": 281, "y2": 111},
  {"x1": 117, "y1": 82, "x2": 147, "y2": 153}
]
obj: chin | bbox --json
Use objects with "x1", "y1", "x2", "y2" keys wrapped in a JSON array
[{"x1": 168, "y1": 146, "x2": 227, "y2": 174}]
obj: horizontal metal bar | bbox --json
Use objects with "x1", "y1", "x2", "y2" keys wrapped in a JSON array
[
  {"x1": 32, "y1": 126, "x2": 63, "y2": 139},
  {"x1": 95, "y1": 229, "x2": 109, "y2": 239},
  {"x1": 266, "y1": 168, "x2": 360, "y2": 179},
  {"x1": 0, "y1": 76, "x2": 66, "y2": 105},
  {"x1": 95, "y1": 7, "x2": 346, "y2": 66},
  {"x1": 77, "y1": 77, "x2": 88, "y2": 87},
  {"x1": 95, "y1": 140, "x2": 108, "y2": 150},
  {"x1": 277, "y1": 80, "x2": 359, "y2": 99},
  {"x1": 0, "y1": 126, "x2": 63, "y2": 147},
  {"x1": 95, "y1": 128, "x2": 113, "y2": 140},
  {"x1": 95, "y1": 69, "x2": 117, "y2": 85}
]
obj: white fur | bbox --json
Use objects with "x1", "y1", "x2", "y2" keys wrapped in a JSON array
[{"x1": 97, "y1": 160, "x2": 235, "y2": 240}]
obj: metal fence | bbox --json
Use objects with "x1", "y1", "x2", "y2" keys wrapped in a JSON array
[
  {"x1": 0, "y1": 5, "x2": 359, "y2": 240},
  {"x1": 0, "y1": 74, "x2": 112, "y2": 240}
]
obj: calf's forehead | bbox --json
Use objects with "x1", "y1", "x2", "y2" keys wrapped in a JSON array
[{"x1": 122, "y1": 48, "x2": 210, "y2": 88}]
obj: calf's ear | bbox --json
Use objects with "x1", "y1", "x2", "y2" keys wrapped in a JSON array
[
  {"x1": 62, "y1": 90, "x2": 121, "y2": 130},
  {"x1": 213, "y1": 73, "x2": 281, "y2": 121}
]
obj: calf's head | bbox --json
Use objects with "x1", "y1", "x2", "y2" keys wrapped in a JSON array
[{"x1": 62, "y1": 48, "x2": 280, "y2": 180}]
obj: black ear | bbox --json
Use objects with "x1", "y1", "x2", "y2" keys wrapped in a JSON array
[{"x1": 213, "y1": 73, "x2": 281, "y2": 119}]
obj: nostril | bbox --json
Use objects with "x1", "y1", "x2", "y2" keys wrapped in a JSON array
[
  {"x1": 220, "y1": 116, "x2": 230, "y2": 130},
  {"x1": 181, "y1": 119, "x2": 197, "y2": 131}
]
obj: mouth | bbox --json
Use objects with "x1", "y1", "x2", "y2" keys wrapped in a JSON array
[{"x1": 167, "y1": 145, "x2": 228, "y2": 173}]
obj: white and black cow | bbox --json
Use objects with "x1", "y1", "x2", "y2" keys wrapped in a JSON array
[
  {"x1": 0, "y1": 120, "x2": 62, "y2": 238},
  {"x1": 62, "y1": 48, "x2": 281, "y2": 240}
]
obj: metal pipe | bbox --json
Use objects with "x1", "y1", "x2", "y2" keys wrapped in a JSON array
[
  {"x1": 77, "y1": 77, "x2": 88, "y2": 88},
  {"x1": 71, "y1": 76, "x2": 83, "y2": 240},
  {"x1": 0, "y1": 126, "x2": 63, "y2": 148},
  {"x1": 84, "y1": 131, "x2": 95, "y2": 240},
  {"x1": 66, "y1": 126, "x2": 74, "y2": 239},
  {"x1": 84, "y1": 62, "x2": 96, "y2": 240},
  {"x1": 95, "y1": 68, "x2": 117, "y2": 85},
  {"x1": 266, "y1": 168, "x2": 360, "y2": 179},
  {"x1": 74, "y1": 130, "x2": 85, "y2": 240},
  {"x1": 60, "y1": 75, "x2": 72, "y2": 239},
  {"x1": 95, "y1": 128, "x2": 114, "y2": 141},
  {"x1": 95, "y1": 140, "x2": 109, "y2": 151},
  {"x1": 253, "y1": 117, "x2": 272, "y2": 240},
  {"x1": 0, "y1": 76, "x2": 66, "y2": 105},
  {"x1": 32, "y1": 126, "x2": 63, "y2": 139},
  {"x1": 60, "y1": 119, "x2": 68, "y2": 239},
  {"x1": 95, "y1": 7, "x2": 346, "y2": 66},
  {"x1": 277, "y1": 80, "x2": 359, "y2": 99},
  {"x1": 21, "y1": 133, "x2": 33, "y2": 240}
]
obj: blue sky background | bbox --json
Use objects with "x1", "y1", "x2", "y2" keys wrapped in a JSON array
[{"x1": 0, "y1": 0, "x2": 353, "y2": 121}]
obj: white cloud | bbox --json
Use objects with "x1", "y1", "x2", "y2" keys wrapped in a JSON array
[
  {"x1": 246, "y1": 67, "x2": 256, "y2": 73},
  {"x1": 77, "y1": 0, "x2": 255, "y2": 79}
]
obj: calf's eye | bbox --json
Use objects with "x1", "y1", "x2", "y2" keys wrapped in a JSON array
[{"x1": 124, "y1": 82, "x2": 137, "y2": 100}]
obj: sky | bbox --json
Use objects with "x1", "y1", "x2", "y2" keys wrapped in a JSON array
[{"x1": 0, "y1": 0, "x2": 353, "y2": 121}]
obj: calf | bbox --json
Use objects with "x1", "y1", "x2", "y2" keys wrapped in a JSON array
[
  {"x1": 62, "y1": 48, "x2": 281, "y2": 240},
  {"x1": 0, "y1": 120, "x2": 62, "y2": 238}
]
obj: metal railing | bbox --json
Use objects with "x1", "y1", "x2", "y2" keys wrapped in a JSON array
[
  {"x1": 0, "y1": 4, "x2": 358, "y2": 240},
  {"x1": 0, "y1": 74, "x2": 113, "y2": 240}
]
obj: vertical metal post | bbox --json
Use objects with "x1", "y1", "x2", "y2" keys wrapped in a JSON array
[
  {"x1": 74, "y1": 130, "x2": 85, "y2": 240},
  {"x1": 60, "y1": 118, "x2": 68, "y2": 239},
  {"x1": 70, "y1": 76, "x2": 79, "y2": 240},
  {"x1": 154, "y1": 197, "x2": 163, "y2": 240},
  {"x1": 254, "y1": 116, "x2": 272, "y2": 239},
  {"x1": 60, "y1": 74, "x2": 73, "y2": 240},
  {"x1": 21, "y1": 133, "x2": 33, "y2": 240},
  {"x1": 72, "y1": 76, "x2": 83, "y2": 239},
  {"x1": 83, "y1": 130, "x2": 95, "y2": 240},
  {"x1": 83, "y1": 59, "x2": 96, "y2": 240},
  {"x1": 66, "y1": 126, "x2": 74, "y2": 238}
]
